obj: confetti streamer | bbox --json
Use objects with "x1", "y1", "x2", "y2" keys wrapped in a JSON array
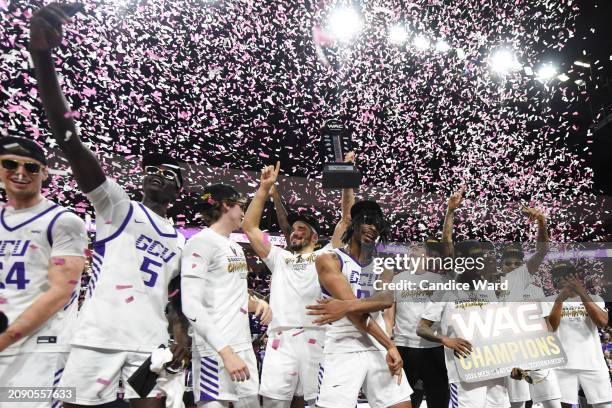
[{"x1": 0, "y1": 0, "x2": 604, "y2": 242}]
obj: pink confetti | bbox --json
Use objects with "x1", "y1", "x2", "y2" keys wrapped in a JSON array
[
  {"x1": 168, "y1": 289, "x2": 180, "y2": 298},
  {"x1": 116, "y1": 285, "x2": 133, "y2": 290},
  {"x1": 96, "y1": 378, "x2": 111, "y2": 386},
  {"x1": 53, "y1": 258, "x2": 66, "y2": 265},
  {"x1": 240, "y1": 307, "x2": 247, "y2": 314},
  {"x1": 63, "y1": 111, "x2": 81, "y2": 119},
  {"x1": 271, "y1": 339, "x2": 280, "y2": 350},
  {"x1": 125, "y1": 296, "x2": 134, "y2": 303},
  {"x1": 308, "y1": 338, "x2": 317, "y2": 344}
]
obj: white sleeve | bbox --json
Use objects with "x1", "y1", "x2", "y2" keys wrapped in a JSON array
[
  {"x1": 49, "y1": 212, "x2": 88, "y2": 258},
  {"x1": 505, "y1": 264, "x2": 534, "y2": 293},
  {"x1": 85, "y1": 179, "x2": 131, "y2": 238},
  {"x1": 262, "y1": 244, "x2": 283, "y2": 273},
  {"x1": 181, "y1": 237, "x2": 230, "y2": 352},
  {"x1": 421, "y1": 301, "x2": 446, "y2": 323}
]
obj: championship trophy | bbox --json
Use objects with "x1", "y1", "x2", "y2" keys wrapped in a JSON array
[{"x1": 320, "y1": 119, "x2": 361, "y2": 189}]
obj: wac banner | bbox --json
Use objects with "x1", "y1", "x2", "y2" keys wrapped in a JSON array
[{"x1": 450, "y1": 302, "x2": 567, "y2": 382}]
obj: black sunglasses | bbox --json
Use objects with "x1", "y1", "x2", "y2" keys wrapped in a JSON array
[
  {"x1": 1, "y1": 159, "x2": 42, "y2": 174},
  {"x1": 144, "y1": 165, "x2": 180, "y2": 186}
]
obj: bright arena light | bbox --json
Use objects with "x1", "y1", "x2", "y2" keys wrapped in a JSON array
[
  {"x1": 557, "y1": 73, "x2": 570, "y2": 82},
  {"x1": 388, "y1": 24, "x2": 408, "y2": 45},
  {"x1": 536, "y1": 63, "x2": 558, "y2": 82},
  {"x1": 489, "y1": 49, "x2": 520, "y2": 74},
  {"x1": 435, "y1": 39, "x2": 451, "y2": 52},
  {"x1": 328, "y1": 7, "x2": 362, "y2": 42},
  {"x1": 413, "y1": 35, "x2": 430, "y2": 51}
]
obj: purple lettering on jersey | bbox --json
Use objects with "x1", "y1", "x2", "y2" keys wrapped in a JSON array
[
  {"x1": 0, "y1": 240, "x2": 30, "y2": 257},
  {"x1": 135, "y1": 234, "x2": 176, "y2": 263},
  {"x1": 135, "y1": 234, "x2": 153, "y2": 250}
]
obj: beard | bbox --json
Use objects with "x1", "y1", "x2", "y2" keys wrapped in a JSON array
[{"x1": 289, "y1": 240, "x2": 307, "y2": 251}]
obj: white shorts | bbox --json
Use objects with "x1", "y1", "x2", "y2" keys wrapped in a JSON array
[
  {"x1": 0, "y1": 351, "x2": 68, "y2": 408},
  {"x1": 556, "y1": 368, "x2": 612, "y2": 404},
  {"x1": 529, "y1": 369, "x2": 561, "y2": 403},
  {"x1": 505, "y1": 376, "x2": 530, "y2": 403},
  {"x1": 193, "y1": 348, "x2": 259, "y2": 402},
  {"x1": 505, "y1": 370, "x2": 561, "y2": 403},
  {"x1": 259, "y1": 328, "x2": 324, "y2": 401},
  {"x1": 58, "y1": 345, "x2": 162, "y2": 405},
  {"x1": 450, "y1": 378, "x2": 509, "y2": 408},
  {"x1": 315, "y1": 350, "x2": 412, "y2": 408}
]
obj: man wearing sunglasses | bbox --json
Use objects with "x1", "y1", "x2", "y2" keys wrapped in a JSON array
[
  {"x1": 182, "y1": 183, "x2": 272, "y2": 408},
  {"x1": 29, "y1": 5, "x2": 188, "y2": 407},
  {"x1": 0, "y1": 136, "x2": 88, "y2": 405}
]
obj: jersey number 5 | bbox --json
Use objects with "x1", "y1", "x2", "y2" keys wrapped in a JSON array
[
  {"x1": 0, "y1": 261, "x2": 29, "y2": 289},
  {"x1": 140, "y1": 257, "x2": 161, "y2": 287}
]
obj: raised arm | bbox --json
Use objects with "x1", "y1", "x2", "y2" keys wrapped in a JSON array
[
  {"x1": 565, "y1": 275, "x2": 609, "y2": 328},
  {"x1": 269, "y1": 185, "x2": 291, "y2": 244},
  {"x1": 442, "y1": 186, "x2": 465, "y2": 258},
  {"x1": 242, "y1": 162, "x2": 280, "y2": 259},
  {"x1": 30, "y1": 3, "x2": 105, "y2": 193},
  {"x1": 331, "y1": 151, "x2": 356, "y2": 248},
  {"x1": 522, "y1": 208, "x2": 550, "y2": 275}
]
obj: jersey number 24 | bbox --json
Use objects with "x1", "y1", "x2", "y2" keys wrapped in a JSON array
[{"x1": 0, "y1": 261, "x2": 29, "y2": 289}]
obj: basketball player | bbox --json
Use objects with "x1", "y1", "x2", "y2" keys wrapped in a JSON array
[
  {"x1": 417, "y1": 240, "x2": 509, "y2": 408},
  {"x1": 181, "y1": 183, "x2": 272, "y2": 408},
  {"x1": 313, "y1": 200, "x2": 412, "y2": 408},
  {"x1": 0, "y1": 137, "x2": 88, "y2": 406},
  {"x1": 491, "y1": 210, "x2": 560, "y2": 408},
  {"x1": 546, "y1": 261, "x2": 612, "y2": 408},
  {"x1": 383, "y1": 188, "x2": 465, "y2": 408},
  {"x1": 500, "y1": 246, "x2": 561, "y2": 408},
  {"x1": 242, "y1": 161, "x2": 351, "y2": 408},
  {"x1": 30, "y1": 4, "x2": 188, "y2": 406}
]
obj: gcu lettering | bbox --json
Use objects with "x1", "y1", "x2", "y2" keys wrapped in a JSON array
[
  {"x1": 135, "y1": 234, "x2": 176, "y2": 262},
  {"x1": 0, "y1": 239, "x2": 30, "y2": 257}
]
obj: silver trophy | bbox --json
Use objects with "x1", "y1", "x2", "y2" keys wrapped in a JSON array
[{"x1": 320, "y1": 119, "x2": 361, "y2": 189}]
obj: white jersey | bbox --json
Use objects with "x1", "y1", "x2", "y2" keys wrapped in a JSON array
[
  {"x1": 421, "y1": 289, "x2": 498, "y2": 383},
  {"x1": 71, "y1": 179, "x2": 184, "y2": 352},
  {"x1": 181, "y1": 228, "x2": 251, "y2": 355},
  {"x1": 0, "y1": 198, "x2": 87, "y2": 355},
  {"x1": 497, "y1": 265, "x2": 536, "y2": 302},
  {"x1": 322, "y1": 248, "x2": 387, "y2": 354},
  {"x1": 392, "y1": 271, "x2": 448, "y2": 348},
  {"x1": 543, "y1": 294, "x2": 608, "y2": 371},
  {"x1": 263, "y1": 244, "x2": 331, "y2": 331}
]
